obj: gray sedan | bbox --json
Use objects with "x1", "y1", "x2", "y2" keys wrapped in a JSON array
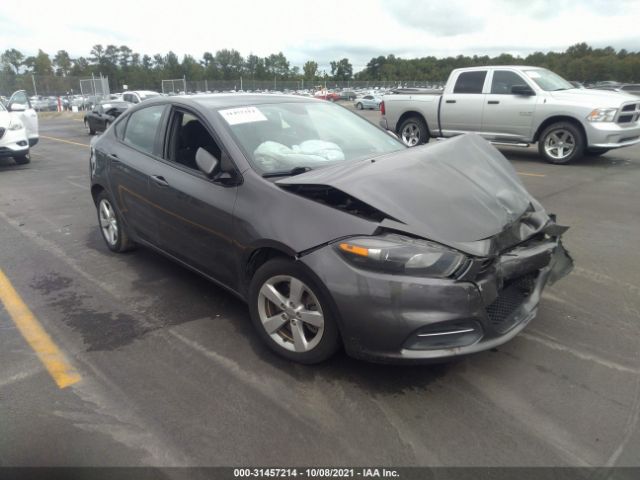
[{"x1": 89, "y1": 94, "x2": 572, "y2": 364}]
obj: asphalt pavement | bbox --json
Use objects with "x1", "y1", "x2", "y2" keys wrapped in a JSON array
[{"x1": 0, "y1": 108, "x2": 639, "y2": 467}]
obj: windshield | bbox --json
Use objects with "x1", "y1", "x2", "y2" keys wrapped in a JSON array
[
  {"x1": 0, "y1": 102, "x2": 5, "y2": 112},
  {"x1": 524, "y1": 69, "x2": 574, "y2": 91},
  {"x1": 219, "y1": 102, "x2": 406, "y2": 175}
]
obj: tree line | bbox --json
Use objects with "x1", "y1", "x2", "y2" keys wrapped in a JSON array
[
  {"x1": 0, "y1": 46, "x2": 354, "y2": 90},
  {"x1": 356, "y1": 43, "x2": 640, "y2": 83},
  {"x1": 1, "y1": 42, "x2": 638, "y2": 93}
]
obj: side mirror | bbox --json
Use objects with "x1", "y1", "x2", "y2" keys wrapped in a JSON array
[
  {"x1": 9, "y1": 103, "x2": 26, "y2": 112},
  {"x1": 511, "y1": 85, "x2": 535, "y2": 96},
  {"x1": 195, "y1": 147, "x2": 219, "y2": 177}
]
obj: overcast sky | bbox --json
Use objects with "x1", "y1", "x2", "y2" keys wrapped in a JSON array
[{"x1": 1, "y1": 0, "x2": 639, "y2": 71}]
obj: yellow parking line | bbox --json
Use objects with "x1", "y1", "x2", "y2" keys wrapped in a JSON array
[
  {"x1": 0, "y1": 268, "x2": 81, "y2": 389},
  {"x1": 517, "y1": 171, "x2": 546, "y2": 177},
  {"x1": 40, "y1": 135, "x2": 90, "y2": 148}
]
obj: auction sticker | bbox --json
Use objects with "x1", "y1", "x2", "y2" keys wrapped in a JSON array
[{"x1": 219, "y1": 106, "x2": 268, "y2": 125}]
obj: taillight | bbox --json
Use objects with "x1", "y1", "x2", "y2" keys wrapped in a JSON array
[{"x1": 380, "y1": 101, "x2": 385, "y2": 115}]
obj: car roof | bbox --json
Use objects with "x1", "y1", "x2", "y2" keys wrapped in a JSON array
[
  {"x1": 100, "y1": 100, "x2": 130, "y2": 106},
  {"x1": 148, "y1": 93, "x2": 321, "y2": 110}
]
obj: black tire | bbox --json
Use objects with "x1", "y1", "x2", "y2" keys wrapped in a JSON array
[
  {"x1": 13, "y1": 153, "x2": 30, "y2": 165},
  {"x1": 85, "y1": 119, "x2": 95, "y2": 135},
  {"x1": 248, "y1": 258, "x2": 341, "y2": 364},
  {"x1": 95, "y1": 190, "x2": 135, "y2": 253},
  {"x1": 356, "y1": 102, "x2": 363, "y2": 110},
  {"x1": 105, "y1": 121, "x2": 111, "y2": 130},
  {"x1": 538, "y1": 121, "x2": 585, "y2": 165},
  {"x1": 585, "y1": 147, "x2": 611, "y2": 157},
  {"x1": 397, "y1": 115, "x2": 429, "y2": 147}
]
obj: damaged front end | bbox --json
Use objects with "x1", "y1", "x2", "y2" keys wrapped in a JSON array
[{"x1": 401, "y1": 219, "x2": 573, "y2": 356}]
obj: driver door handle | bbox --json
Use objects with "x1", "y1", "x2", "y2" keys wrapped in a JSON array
[{"x1": 151, "y1": 175, "x2": 169, "y2": 187}]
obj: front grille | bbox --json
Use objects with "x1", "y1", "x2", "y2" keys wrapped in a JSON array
[
  {"x1": 486, "y1": 274, "x2": 536, "y2": 334},
  {"x1": 0, "y1": 127, "x2": 5, "y2": 140},
  {"x1": 618, "y1": 103, "x2": 640, "y2": 124}
]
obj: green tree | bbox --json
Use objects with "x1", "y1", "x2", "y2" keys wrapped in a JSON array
[
  {"x1": 329, "y1": 58, "x2": 353, "y2": 81},
  {"x1": 303, "y1": 60, "x2": 318, "y2": 82},
  {"x1": 53, "y1": 50, "x2": 72, "y2": 76},
  {"x1": 1, "y1": 48, "x2": 24, "y2": 74}
]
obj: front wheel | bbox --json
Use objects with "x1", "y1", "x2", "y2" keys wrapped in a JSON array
[
  {"x1": 95, "y1": 191, "x2": 135, "y2": 253},
  {"x1": 538, "y1": 122, "x2": 585, "y2": 164},
  {"x1": 85, "y1": 120, "x2": 95, "y2": 135},
  {"x1": 398, "y1": 116, "x2": 429, "y2": 147},
  {"x1": 249, "y1": 258, "x2": 340, "y2": 364},
  {"x1": 356, "y1": 102, "x2": 363, "y2": 110}
]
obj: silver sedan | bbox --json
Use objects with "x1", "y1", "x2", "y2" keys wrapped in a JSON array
[{"x1": 354, "y1": 95, "x2": 382, "y2": 110}]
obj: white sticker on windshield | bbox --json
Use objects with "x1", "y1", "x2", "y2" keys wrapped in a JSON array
[
  {"x1": 525, "y1": 71, "x2": 541, "y2": 78},
  {"x1": 219, "y1": 106, "x2": 267, "y2": 125}
]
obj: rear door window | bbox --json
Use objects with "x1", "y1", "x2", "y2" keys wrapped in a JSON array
[
  {"x1": 123, "y1": 105, "x2": 166, "y2": 155},
  {"x1": 453, "y1": 71, "x2": 487, "y2": 94}
]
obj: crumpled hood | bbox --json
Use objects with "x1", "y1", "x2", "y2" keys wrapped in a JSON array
[
  {"x1": 549, "y1": 88, "x2": 638, "y2": 108},
  {"x1": 277, "y1": 134, "x2": 548, "y2": 256}
]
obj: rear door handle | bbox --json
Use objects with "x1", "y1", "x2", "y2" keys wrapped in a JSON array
[
  {"x1": 151, "y1": 175, "x2": 169, "y2": 187},
  {"x1": 488, "y1": 100, "x2": 500, "y2": 105},
  {"x1": 445, "y1": 100, "x2": 456, "y2": 104}
]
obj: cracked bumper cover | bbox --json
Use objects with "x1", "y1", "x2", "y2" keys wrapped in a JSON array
[{"x1": 300, "y1": 225, "x2": 573, "y2": 363}]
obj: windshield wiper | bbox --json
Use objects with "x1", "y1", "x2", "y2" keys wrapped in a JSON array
[
  {"x1": 262, "y1": 166, "x2": 314, "y2": 178},
  {"x1": 551, "y1": 88, "x2": 570, "y2": 91}
]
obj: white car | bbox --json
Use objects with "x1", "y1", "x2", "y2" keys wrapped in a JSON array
[
  {"x1": 121, "y1": 90, "x2": 161, "y2": 104},
  {"x1": 354, "y1": 95, "x2": 382, "y2": 110},
  {"x1": 0, "y1": 91, "x2": 39, "y2": 165}
]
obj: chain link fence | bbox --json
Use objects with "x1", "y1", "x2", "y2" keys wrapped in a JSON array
[{"x1": 1, "y1": 74, "x2": 445, "y2": 99}]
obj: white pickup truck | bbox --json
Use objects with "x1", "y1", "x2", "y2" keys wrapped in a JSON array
[{"x1": 380, "y1": 66, "x2": 640, "y2": 164}]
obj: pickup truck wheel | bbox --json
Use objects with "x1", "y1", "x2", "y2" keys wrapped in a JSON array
[
  {"x1": 398, "y1": 116, "x2": 428, "y2": 147},
  {"x1": 538, "y1": 122, "x2": 584, "y2": 164},
  {"x1": 585, "y1": 148, "x2": 611, "y2": 157},
  {"x1": 85, "y1": 120, "x2": 95, "y2": 135}
]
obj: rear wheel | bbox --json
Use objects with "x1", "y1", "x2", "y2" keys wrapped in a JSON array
[
  {"x1": 585, "y1": 147, "x2": 611, "y2": 157},
  {"x1": 13, "y1": 153, "x2": 30, "y2": 165},
  {"x1": 398, "y1": 116, "x2": 429, "y2": 147},
  {"x1": 538, "y1": 122, "x2": 585, "y2": 164},
  {"x1": 95, "y1": 191, "x2": 135, "y2": 253},
  {"x1": 249, "y1": 258, "x2": 340, "y2": 364},
  {"x1": 85, "y1": 119, "x2": 95, "y2": 135}
]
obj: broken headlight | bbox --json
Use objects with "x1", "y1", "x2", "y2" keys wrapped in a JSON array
[{"x1": 335, "y1": 234, "x2": 467, "y2": 278}]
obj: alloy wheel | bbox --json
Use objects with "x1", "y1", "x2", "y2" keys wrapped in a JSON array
[
  {"x1": 98, "y1": 198, "x2": 118, "y2": 246},
  {"x1": 401, "y1": 122, "x2": 421, "y2": 147},
  {"x1": 257, "y1": 275, "x2": 324, "y2": 353},
  {"x1": 544, "y1": 129, "x2": 576, "y2": 160}
]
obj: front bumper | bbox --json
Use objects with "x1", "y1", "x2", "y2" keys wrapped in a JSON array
[
  {"x1": 0, "y1": 127, "x2": 29, "y2": 158},
  {"x1": 301, "y1": 230, "x2": 573, "y2": 363},
  {"x1": 585, "y1": 121, "x2": 640, "y2": 148}
]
